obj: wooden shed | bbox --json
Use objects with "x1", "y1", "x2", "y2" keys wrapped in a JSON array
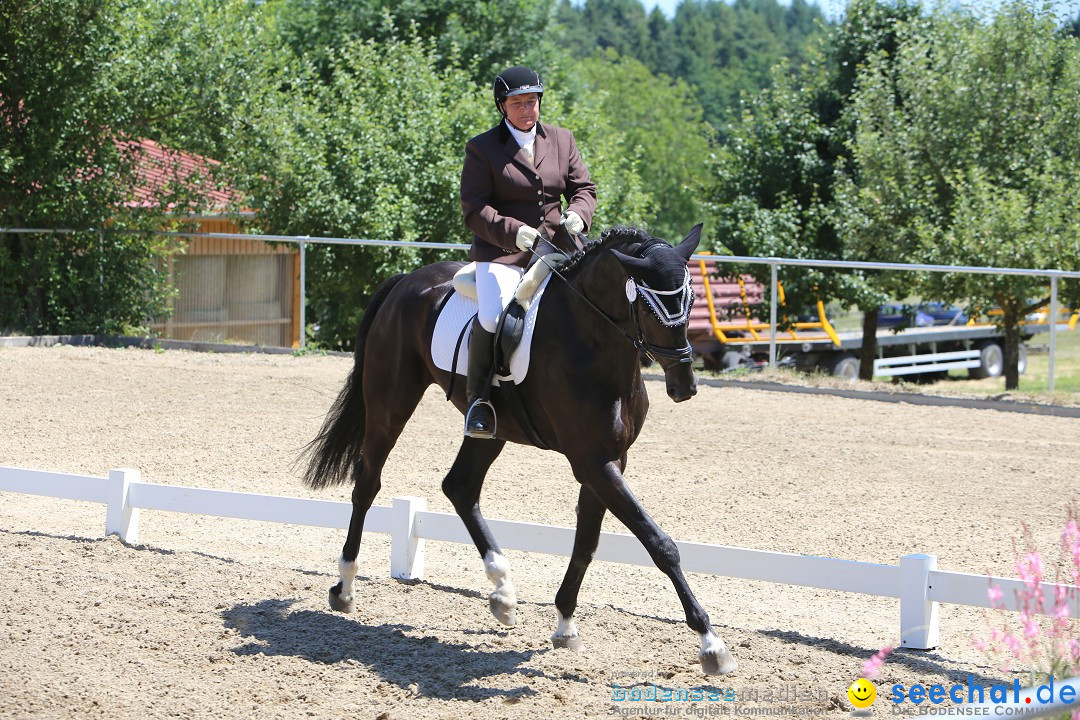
[
  {"x1": 152, "y1": 218, "x2": 301, "y2": 348},
  {"x1": 128, "y1": 139, "x2": 301, "y2": 348}
]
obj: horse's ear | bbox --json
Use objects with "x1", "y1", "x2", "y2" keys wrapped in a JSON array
[
  {"x1": 674, "y1": 223, "x2": 703, "y2": 261},
  {"x1": 609, "y1": 248, "x2": 651, "y2": 278}
]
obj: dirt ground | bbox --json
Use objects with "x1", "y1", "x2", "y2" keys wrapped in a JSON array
[{"x1": 2, "y1": 344, "x2": 1078, "y2": 720}]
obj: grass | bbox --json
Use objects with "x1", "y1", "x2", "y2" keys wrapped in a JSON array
[
  {"x1": 825, "y1": 303, "x2": 1080, "y2": 404},
  {"x1": 932, "y1": 327, "x2": 1080, "y2": 398}
]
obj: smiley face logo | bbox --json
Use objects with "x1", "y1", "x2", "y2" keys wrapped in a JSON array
[{"x1": 848, "y1": 678, "x2": 877, "y2": 709}]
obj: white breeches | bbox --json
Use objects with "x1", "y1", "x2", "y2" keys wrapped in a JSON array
[{"x1": 475, "y1": 262, "x2": 525, "y2": 333}]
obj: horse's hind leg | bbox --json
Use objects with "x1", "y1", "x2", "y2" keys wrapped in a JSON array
[
  {"x1": 551, "y1": 483, "x2": 606, "y2": 651},
  {"x1": 573, "y1": 458, "x2": 738, "y2": 675},
  {"x1": 441, "y1": 437, "x2": 518, "y2": 626},
  {"x1": 330, "y1": 386, "x2": 428, "y2": 614}
]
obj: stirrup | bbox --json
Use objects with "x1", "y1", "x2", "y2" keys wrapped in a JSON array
[{"x1": 464, "y1": 399, "x2": 497, "y2": 439}]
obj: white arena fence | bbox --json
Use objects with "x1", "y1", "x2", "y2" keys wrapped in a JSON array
[{"x1": 3, "y1": 464, "x2": 1078, "y2": 657}]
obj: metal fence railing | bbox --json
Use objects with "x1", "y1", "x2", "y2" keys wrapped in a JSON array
[{"x1": 5, "y1": 228, "x2": 1080, "y2": 391}]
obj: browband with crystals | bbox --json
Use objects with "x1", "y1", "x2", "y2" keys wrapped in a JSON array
[{"x1": 634, "y1": 268, "x2": 694, "y2": 327}]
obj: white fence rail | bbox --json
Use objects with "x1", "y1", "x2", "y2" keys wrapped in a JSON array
[{"x1": 4, "y1": 464, "x2": 1078, "y2": 656}]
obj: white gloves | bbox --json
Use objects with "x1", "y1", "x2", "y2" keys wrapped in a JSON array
[
  {"x1": 561, "y1": 210, "x2": 584, "y2": 234},
  {"x1": 516, "y1": 225, "x2": 539, "y2": 251}
]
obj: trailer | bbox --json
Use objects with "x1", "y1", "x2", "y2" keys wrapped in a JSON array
[{"x1": 687, "y1": 260, "x2": 1079, "y2": 379}]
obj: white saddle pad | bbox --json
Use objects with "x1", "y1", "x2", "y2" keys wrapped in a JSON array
[{"x1": 431, "y1": 273, "x2": 552, "y2": 384}]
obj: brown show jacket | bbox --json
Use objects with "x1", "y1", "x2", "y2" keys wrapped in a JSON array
[{"x1": 461, "y1": 120, "x2": 597, "y2": 266}]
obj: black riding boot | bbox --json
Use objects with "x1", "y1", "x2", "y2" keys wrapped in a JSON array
[{"x1": 464, "y1": 320, "x2": 497, "y2": 439}]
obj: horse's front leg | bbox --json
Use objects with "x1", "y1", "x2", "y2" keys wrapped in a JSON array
[
  {"x1": 551, "y1": 482, "x2": 607, "y2": 651},
  {"x1": 442, "y1": 437, "x2": 518, "y2": 626},
  {"x1": 573, "y1": 458, "x2": 738, "y2": 676}
]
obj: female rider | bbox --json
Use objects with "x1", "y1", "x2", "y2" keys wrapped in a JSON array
[{"x1": 459, "y1": 66, "x2": 597, "y2": 438}]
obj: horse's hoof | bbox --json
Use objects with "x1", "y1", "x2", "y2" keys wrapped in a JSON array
[
  {"x1": 700, "y1": 648, "x2": 738, "y2": 675},
  {"x1": 328, "y1": 583, "x2": 355, "y2": 614},
  {"x1": 488, "y1": 595, "x2": 517, "y2": 626},
  {"x1": 551, "y1": 633, "x2": 584, "y2": 651}
]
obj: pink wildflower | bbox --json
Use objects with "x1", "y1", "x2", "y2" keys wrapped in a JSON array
[
  {"x1": 1022, "y1": 617, "x2": 1041, "y2": 639},
  {"x1": 987, "y1": 584, "x2": 1004, "y2": 606},
  {"x1": 1052, "y1": 585, "x2": 1071, "y2": 620},
  {"x1": 1064, "y1": 518, "x2": 1080, "y2": 580},
  {"x1": 862, "y1": 645, "x2": 895, "y2": 679},
  {"x1": 1002, "y1": 631, "x2": 1023, "y2": 658},
  {"x1": 1017, "y1": 551, "x2": 1044, "y2": 590}
]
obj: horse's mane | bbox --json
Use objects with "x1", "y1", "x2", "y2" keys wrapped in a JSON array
[{"x1": 557, "y1": 226, "x2": 665, "y2": 279}]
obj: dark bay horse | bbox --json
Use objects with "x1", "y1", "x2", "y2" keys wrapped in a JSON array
[{"x1": 302, "y1": 224, "x2": 737, "y2": 675}]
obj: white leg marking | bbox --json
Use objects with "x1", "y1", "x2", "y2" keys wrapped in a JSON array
[
  {"x1": 483, "y1": 550, "x2": 518, "y2": 626},
  {"x1": 338, "y1": 555, "x2": 358, "y2": 603},
  {"x1": 699, "y1": 631, "x2": 738, "y2": 675},
  {"x1": 555, "y1": 613, "x2": 578, "y2": 639},
  {"x1": 551, "y1": 612, "x2": 583, "y2": 650}
]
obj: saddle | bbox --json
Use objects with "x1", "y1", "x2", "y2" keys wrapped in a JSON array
[
  {"x1": 456, "y1": 257, "x2": 563, "y2": 368},
  {"x1": 435, "y1": 253, "x2": 567, "y2": 449},
  {"x1": 432, "y1": 253, "x2": 566, "y2": 383}
]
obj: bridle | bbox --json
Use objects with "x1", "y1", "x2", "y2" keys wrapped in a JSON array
[
  {"x1": 530, "y1": 238, "x2": 695, "y2": 366},
  {"x1": 626, "y1": 268, "x2": 695, "y2": 364}
]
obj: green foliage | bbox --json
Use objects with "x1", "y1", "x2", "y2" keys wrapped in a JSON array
[
  {"x1": 844, "y1": 1, "x2": 1080, "y2": 388},
  {"x1": 112, "y1": 0, "x2": 287, "y2": 160},
  {"x1": 556, "y1": 0, "x2": 827, "y2": 133},
  {"x1": 271, "y1": 0, "x2": 556, "y2": 82},
  {"x1": 0, "y1": 0, "x2": 185, "y2": 333},
  {"x1": 2, "y1": 0, "x2": 834, "y2": 348},
  {"x1": 224, "y1": 33, "x2": 491, "y2": 348},
  {"x1": 828, "y1": 0, "x2": 927, "y2": 307},
  {"x1": 560, "y1": 49, "x2": 713, "y2": 241},
  {"x1": 710, "y1": 57, "x2": 860, "y2": 319}
]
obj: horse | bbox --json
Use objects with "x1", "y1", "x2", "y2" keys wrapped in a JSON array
[{"x1": 301, "y1": 224, "x2": 738, "y2": 675}]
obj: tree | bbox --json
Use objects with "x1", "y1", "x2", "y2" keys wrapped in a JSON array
[
  {"x1": 711, "y1": 0, "x2": 930, "y2": 380},
  {"x1": 572, "y1": 50, "x2": 714, "y2": 241},
  {"x1": 826, "y1": 0, "x2": 925, "y2": 378},
  {"x1": 112, "y1": 0, "x2": 287, "y2": 162},
  {"x1": 220, "y1": 32, "x2": 491, "y2": 349},
  {"x1": 844, "y1": 1, "x2": 1080, "y2": 389},
  {"x1": 271, "y1": 0, "x2": 555, "y2": 84},
  {"x1": 554, "y1": 0, "x2": 826, "y2": 136},
  {"x1": 0, "y1": 0, "x2": 194, "y2": 334},
  {"x1": 709, "y1": 57, "x2": 861, "y2": 338}
]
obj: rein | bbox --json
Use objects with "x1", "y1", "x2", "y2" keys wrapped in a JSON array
[{"x1": 528, "y1": 235, "x2": 694, "y2": 365}]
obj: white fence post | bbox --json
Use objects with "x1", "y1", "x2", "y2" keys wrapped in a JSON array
[
  {"x1": 391, "y1": 496, "x2": 426, "y2": 580},
  {"x1": 105, "y1": 468, "x2": 140, "y2": 544},
  {"x1": 900, "y1": 553, "x2": 940, "y2": 650}
]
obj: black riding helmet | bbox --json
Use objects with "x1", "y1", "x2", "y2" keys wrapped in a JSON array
[{"x1": 493, "y1": 66, "x2": 544, "y2": 114}]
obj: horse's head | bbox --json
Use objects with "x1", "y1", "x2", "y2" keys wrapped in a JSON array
[{"x1": 609, "y1": 224, "x2": 702, "y2": 402}]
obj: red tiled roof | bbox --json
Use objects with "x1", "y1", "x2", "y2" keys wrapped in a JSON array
[{"x1": 117, "y1": 138, "x2": 247, "y2": 213}]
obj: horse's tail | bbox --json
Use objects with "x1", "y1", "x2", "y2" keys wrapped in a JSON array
[{"x1": 301, "y1": 273, "x2": 407, "y2": 489}]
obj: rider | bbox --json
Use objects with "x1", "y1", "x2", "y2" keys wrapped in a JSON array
[{"x1": 459, "y1": 65, "x2": 597, "y2": 438}]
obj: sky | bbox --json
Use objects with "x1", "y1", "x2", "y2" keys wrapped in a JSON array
[{"x1": 638, "y1": 0, "x2": 1080, "y2": 22}]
